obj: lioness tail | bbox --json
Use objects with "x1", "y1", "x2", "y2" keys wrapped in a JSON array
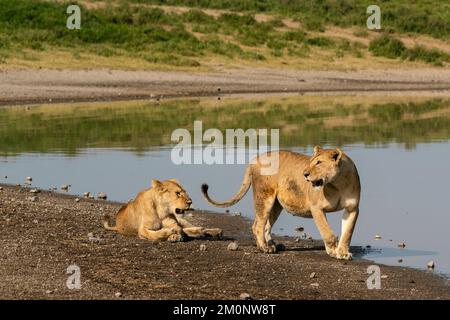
[{"x1": 201, "y1": 166, "x2": 252, "y2": 207}]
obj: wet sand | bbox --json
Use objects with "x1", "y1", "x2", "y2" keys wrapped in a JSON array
[
  {"x1": 1, "y1": 68, "x2": 449, "y2": 106},
  {"x1": 0, "y1": 183, "x2": 449, "y2": 299}
]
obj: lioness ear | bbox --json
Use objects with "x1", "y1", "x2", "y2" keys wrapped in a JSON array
[
  {"x1": 313, "y1": 146, "x2": 322, "y2": 155},
  {"x1": 151, "y1": 179, "x2": 162, "y2": 189},
  {"x1": 332, "y1": 148, "x2": 343, "y2": 162},
  {"x1": 168, "y1": 178, "x2": 180, "y2": 185}
]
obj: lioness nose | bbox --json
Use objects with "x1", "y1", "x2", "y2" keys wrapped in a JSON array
[
  {"x1": 187, "y1": 200, "x2": 192, "y2": 205},
  {"x1": 304, "y1": 172, "x2": 310, "y2": 178}
]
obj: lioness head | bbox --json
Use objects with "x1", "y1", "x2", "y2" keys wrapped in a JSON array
[
  {"x1": 303, "y1": 146, "x2": 343, "y2": 189},
  {"x1": 151, "y1": 179, "x2": 193, "y2": 215}
]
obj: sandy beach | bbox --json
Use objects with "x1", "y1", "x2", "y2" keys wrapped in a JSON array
[{"x1": 0, "y1": 183, "x2": 449, "y2": 299}]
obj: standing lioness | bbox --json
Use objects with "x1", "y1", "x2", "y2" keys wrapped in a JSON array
[
  {"x1": 202, "y1": 147, "x2": 360, "y2": 260},
  {"x1": 103, "y1": 179, "x2": 223, "y2": 242}
]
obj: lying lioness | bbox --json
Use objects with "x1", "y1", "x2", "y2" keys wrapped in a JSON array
[
  {"x1": 202, "y1": 147, "x2": 360, "y2": 260},
  {"x1": 103, "y1": 179, "x2": 223, "y2": 242}
]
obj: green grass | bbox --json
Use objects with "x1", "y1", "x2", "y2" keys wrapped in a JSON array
[
  {"x1": 128, "y1": 0, "x2": 450, "y2": 39},
  {"x1": 405, "y1": 45, "x2": 450, "y2": 66},
  {"x1": 369, "y1": 35, "x2": 406, "y2": 59},
  {"x1": 0, "y1": 0, "x2": 275, "y2": 66},
  {"x1": 0, "y1": 0, "x2": 448, "y2": 68},
  {"x1": 369, "y1": 34, "x2": 450, "y2": 65}
]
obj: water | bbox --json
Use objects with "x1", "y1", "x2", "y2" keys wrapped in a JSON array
[{"x1": 1, "y1": 96, "x2": 449, "y2": 276}]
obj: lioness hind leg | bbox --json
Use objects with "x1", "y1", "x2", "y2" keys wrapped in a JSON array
[
  {"x1": 336, "y1": 207, "x2": 359, "y2": 260},
  {"x1": 252, "y1": 193, "x2": 277, "y2": 254},
  {"x1": 138, "y1": 226, "x2": 178, "y2": 242},
  {"x1": 264, "y1": 200, "x2": 282, "y2": 247}
]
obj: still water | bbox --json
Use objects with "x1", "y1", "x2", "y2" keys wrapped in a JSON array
[{"x1": 1, "y1": 96, "x2": 449, "y2": 276}]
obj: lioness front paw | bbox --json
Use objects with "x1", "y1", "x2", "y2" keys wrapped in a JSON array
[
  {"x1": 336, "y1": 247, "x2": 353, "y2": 260},
  {"x1": 260, "y1": 243, "x2": 277, "y2": 254},
  {"x1": 167, "y1": 233, "x2": 184, "y2": 242},
  {"x1": 324, "y1": 236, "x2": 339, "y2": 258},
  {"x1": 325, "y1": 246, "x2": 337, "y2": 258}
]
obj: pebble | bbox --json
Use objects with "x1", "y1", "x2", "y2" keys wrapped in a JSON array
[
  {"x1": 233, "y1": 212, "x2": 242, "y2": 216},
  {"x1": 427, "y1": 261, "x2": 435, "y2": 269},
  {"x1": 83, "y1": 192, "x2": 91, "y2": 198},
  {"x1": 381, "y1": 275, "x2": 388, "y2": 279},
  {"x1": 295, "y1": 226, "x2": 305, "y2": 232},
  {"x1": 398, "y1": 259, "x2": 403, "y2": 263},
  {"x1": 75, "y1": 198, "x2": 80, "y2": 203},
  {"x1": 45, "y1": 290, "x2": 53, "y2": 294},
  {"x1": 310, "y1": 283, "x2": 319, "y2": 288},
  {"x1": 88, "y1": 232, "x2": 103, "y2": 243},
  {"x1": 225, "y1": 209, "x2": 229, "y2": 213},
  {"x1": 227, "y1": 242, "x2": 239, "y2": 251},
  {"x1": 239, "y1": 293, "x2": 251, "y2": 300},
  {"x1": 199, "y1": 244, "x2": 207, "y2": 252},
  {"x1": 374, "y1": 235, "x2": 382, "y2": 240},
  {"x1": 30, "y1": 189, "x2": 40, "y2": 194},
  {"x1": 115, "y1": 292, "x2": 122, "y2": 298},
  {"x1": 61, "y1": 185, "x2": 69, "y2": 191},
  {"x1": 33, "y1": 219, "x2": 38, "y2": 224},
  {"x1": 0, "y1": 187, "x2": 3, "y2": 191},
  {"x1": 26, "y1": 177, "x2": 32, "y2": 182},
  {"x1": 398, "y1": 242, "x2": 406, "y2": 248},
  {"x1": 309, "y1": 272, "x2": 316, "y2": 279},
  {"x1": 97, "y1": 192, "x2": 107, "y2": 200},
  {"x1": 28, "y1": 196, "x2": 38, "y2": 202}
]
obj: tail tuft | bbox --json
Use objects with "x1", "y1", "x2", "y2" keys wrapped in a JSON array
[{"x1": 200, "y1": 166, "x2": 252, "y2": 208}]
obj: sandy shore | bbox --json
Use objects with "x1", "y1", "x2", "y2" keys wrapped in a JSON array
[
  {"x1": 0, "y1": 183, "x2": 449, "y2": 299},
  {"x1": 1, "y1": 68, "x2": 450, "y2": 106}
]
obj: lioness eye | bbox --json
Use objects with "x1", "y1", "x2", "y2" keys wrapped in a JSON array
[
  {"x1": 176, "y1": 192, "x2": 181, "y2": 197},
  {"x1": 316, "y1": 160, "x2": 321, "y2": 165}
]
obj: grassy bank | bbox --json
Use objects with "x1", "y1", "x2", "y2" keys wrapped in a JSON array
[
  {"x1": 0, "y1": 0, "x2": 449, "y2": 69},
  {"x1": 128, "y1": 0, "x2": 450, "y2": 39},
  {"x1": 369, "y1": 35, "x2": 450, "y2": 66}
]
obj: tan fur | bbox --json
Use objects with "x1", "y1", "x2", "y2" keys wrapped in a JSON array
[
  {"x1": 202, "y1": 147, "x2": 360, "y2": 260},
  {"x1": 103, "y1": 179, "x2": 223, "y2": 241}
]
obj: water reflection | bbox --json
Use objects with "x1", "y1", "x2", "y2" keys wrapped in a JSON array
[{"x1": 0, "y1": 97, "x2": 449, "y2": 155}]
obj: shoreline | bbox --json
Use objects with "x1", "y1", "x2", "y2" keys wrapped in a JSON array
[
  {"x1": 0, "y1": 182, "x2": 449, "y2": 299},
  {"x1": 1, "y1": 68, "x2": 450, "y2": 107}
]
